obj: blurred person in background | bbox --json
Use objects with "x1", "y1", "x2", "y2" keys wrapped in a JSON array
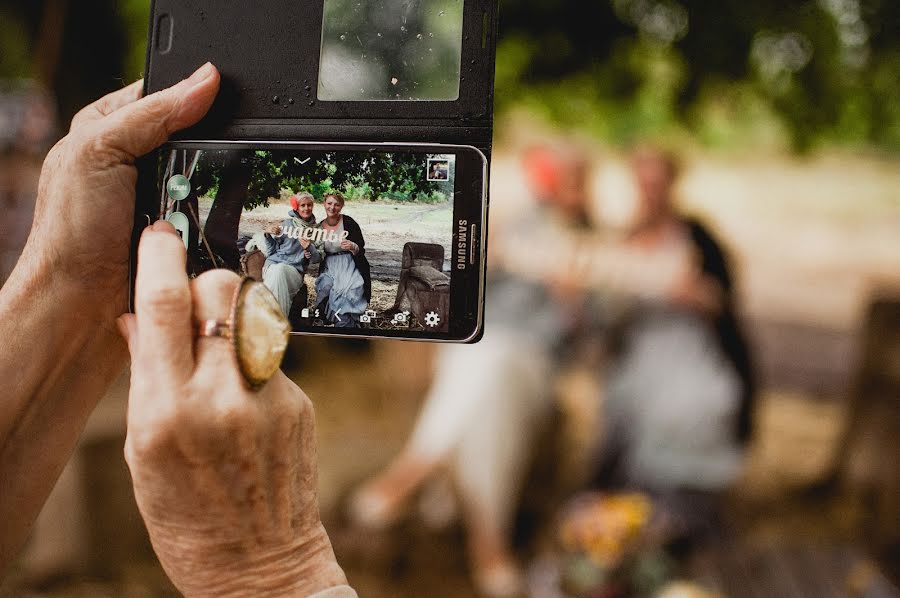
[
  {"x1": 589, "y1": 147, "x2": 756, "y2": 535},
  {"x1": 349, "y1": 143, "x2": 593, "y2": 597},
  {"x1": 0, "y1": 82, "x2": 58, "y2": 284}
]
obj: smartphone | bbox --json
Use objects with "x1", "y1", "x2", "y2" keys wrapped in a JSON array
[
  {"x1": 136, "y1": 0, "x2": 500, "y2": 343},
  {"x1": 136, "y1": 141, "x2": 487, "y2": 343}
]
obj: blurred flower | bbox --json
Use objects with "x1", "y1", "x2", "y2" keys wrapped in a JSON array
[{"x1": 559, "y1": 493, "x2": 653, "y2": 568}]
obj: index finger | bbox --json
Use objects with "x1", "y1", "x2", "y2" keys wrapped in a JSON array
[
  {"x1": 134, "y1": 221, "x2": 195, "y2": 382},
  {"x1": 69, "y1": 80, "x2": 144, "y2": 131}
]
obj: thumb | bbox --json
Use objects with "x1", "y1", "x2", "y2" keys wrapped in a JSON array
[
  {"x1": 91, "y1": 62, "x2": 220, "y2": 160},
  {"x1": 116, "y1": 314, "x2": 139, "y2": 356}
]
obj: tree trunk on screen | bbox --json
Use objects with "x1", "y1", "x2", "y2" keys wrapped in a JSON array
[{"x1": 204, "y1": 158, "x2": 252, "y2": 271}]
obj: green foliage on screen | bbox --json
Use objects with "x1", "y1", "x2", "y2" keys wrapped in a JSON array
[{"x1": 191, "y1": 150, "x2": 445, "y2": 210}]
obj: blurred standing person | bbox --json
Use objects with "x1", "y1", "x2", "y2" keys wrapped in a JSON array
[
  {"x1": 591, "y1": 147, "x2": 755, "y2": 527},
  {"x1": 349, "y1": 145, "x2": 592, "y2": 597},
  {"x1": 0, "y1": 82, "x2": 57, "y2": 285}
]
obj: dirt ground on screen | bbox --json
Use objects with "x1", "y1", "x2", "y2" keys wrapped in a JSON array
[{"x1": 200, "y1": 197, "x2": 455, "y2": 314}]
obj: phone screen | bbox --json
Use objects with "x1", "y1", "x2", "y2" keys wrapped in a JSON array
[{"x1": 156, "y1": 143, "x2": 478, "y2": 338}]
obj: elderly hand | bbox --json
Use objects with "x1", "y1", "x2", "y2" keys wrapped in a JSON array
[
  {"x1": 0, "y1": 64, "x2": 224, "y2": 567},
  {"x1": 340, "y1": 240, "x2": 359, "y2": 255},
  {"x1": 117, "y1": 222, "x2": 348, "y2": 597},
  {"x1": 25, "y1": 63, "x2": 219, "y2": 326}
]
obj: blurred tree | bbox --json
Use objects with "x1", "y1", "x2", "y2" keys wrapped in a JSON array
[
  {"x1": 0, "y1": 0, "x2": 129, "y2": 127},
  {"x1": 497, "y1": 0, "x2": 899, "y2": 150},
  {"x1": 2, "y1": 0, "x2": 896, "y2": 151}
]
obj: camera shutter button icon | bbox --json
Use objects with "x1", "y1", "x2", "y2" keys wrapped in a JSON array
[{"x1": 424, "y1": 312, "x2": 441, "y2": 328}]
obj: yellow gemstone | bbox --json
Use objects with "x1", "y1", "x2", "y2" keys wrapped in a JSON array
[{"x1": 233, "y1": 280, "x2": 291, "y2": 389}]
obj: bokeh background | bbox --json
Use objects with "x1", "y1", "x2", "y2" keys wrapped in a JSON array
[{"x1": 1, "y1": 0, "x2": 898, "y2": 596}]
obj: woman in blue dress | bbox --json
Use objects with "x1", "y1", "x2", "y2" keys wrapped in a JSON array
[{"x1": 314, "y1": 193, "x2": 371, "y2": 328}]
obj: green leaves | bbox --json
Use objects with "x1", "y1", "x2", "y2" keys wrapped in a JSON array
[
  {"x1": 496, "y1": 0, "x2": 900, "y2": 151},
  {"x1": 193, "y1": 149, "x2": 444, "y2": 210}
]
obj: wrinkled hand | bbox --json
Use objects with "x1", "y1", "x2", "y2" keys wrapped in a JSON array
[
  {"x1": 340, "y1": 240, "x2": 359, "y2": 254},
  {"x1": 117, "y1": 222, "x2": 347, "y2": 597},
  {"x1": 266, "y1": 223, "x2": 283, "y2": 236},
  {"x1": 26, "y1": 63, "x2": 220, "y2": 327}
]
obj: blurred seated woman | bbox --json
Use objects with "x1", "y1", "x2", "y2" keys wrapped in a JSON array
[
  {"x1": 590, "y1": 148, "x2": 755, "y2": 527},
  {"x1": 314, "y1": 193, "x2": 371, "y2": 328},
  {"x1": 250, "y1": 192, "x2": 321, "y2": 317},
  {"x1": 349, "y1": 146, "x2": 593, "y2": 598}
]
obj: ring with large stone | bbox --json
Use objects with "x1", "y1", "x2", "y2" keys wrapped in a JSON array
[{"x1": 197, "y1": 277, "x2": 292, "y2": 390}]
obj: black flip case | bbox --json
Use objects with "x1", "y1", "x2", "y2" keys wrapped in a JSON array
[{"x1": 143, "y1": 0, "x2": 499, "y2": 153}]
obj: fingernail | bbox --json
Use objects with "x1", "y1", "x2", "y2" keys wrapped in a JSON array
[
  {"x1": 116, "y1": 316, "x2": 131, "y2": 342},
  {"x1": 153, "y1": 219, "x2": 179, "y2": 235},
  {"x1": 185, "y1": 62, "x2": 216, "y2": 88}
]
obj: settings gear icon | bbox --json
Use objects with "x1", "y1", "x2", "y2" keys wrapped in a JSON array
[{"x1": 424, "y1": 311, "x2": 442, "y2": 328}]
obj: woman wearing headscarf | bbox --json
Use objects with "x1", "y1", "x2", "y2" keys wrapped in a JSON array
[{"x1": 253, "y1": 192, "x2": 321, "y2": 316}]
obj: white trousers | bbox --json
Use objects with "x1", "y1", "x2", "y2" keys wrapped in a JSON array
[
  {"x1": 408, "y1": 331, "x2": 554, "y2": 531},
  {"x1": 263, "y1": 263, "x2": 303, "y2": 317}
]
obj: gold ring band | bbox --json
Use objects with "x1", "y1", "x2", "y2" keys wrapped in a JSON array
[
  {"x1": 198, "y1": 319, "x2": 233, "y2": 339},
  {"x1": 192, "y1": 277, "x2": 291, "y2": 390}
]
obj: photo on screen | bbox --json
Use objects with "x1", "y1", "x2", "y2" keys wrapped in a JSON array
[
  {"x1": 427, "y1": 159, "x2": 451, "y2": 181},
  {"x1": 158, "y1": 148, "x2": 456, "y2": 334}
]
